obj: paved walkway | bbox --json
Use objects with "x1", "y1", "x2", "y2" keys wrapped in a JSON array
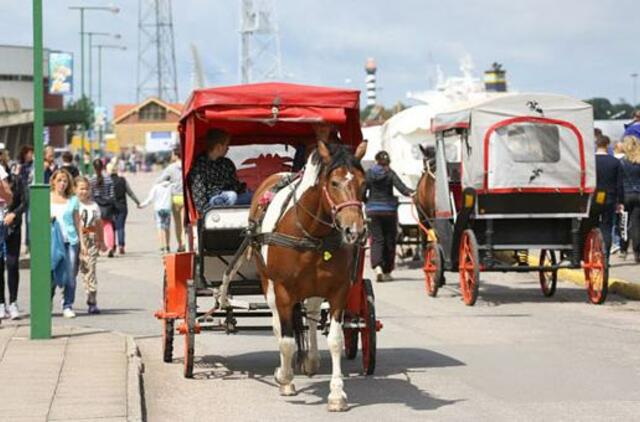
[{"x1": 0, "y1": 323, "x2": 140, "y2": 422}]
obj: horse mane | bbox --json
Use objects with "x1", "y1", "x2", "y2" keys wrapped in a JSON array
[{"x1": 310, "y1": 143, "x2": 363, "y2": 176}]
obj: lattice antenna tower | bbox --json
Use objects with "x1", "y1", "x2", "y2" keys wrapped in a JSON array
[
  {"x1": 136, "y1": 0, "x2": 179, "y2": 102},
  {"x1": 239, "y1": 0, "x2": 283, "y2": 84}
]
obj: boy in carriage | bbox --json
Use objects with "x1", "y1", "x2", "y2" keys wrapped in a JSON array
[{"x1": 188, "y1": 129, "x2": 253, "y2": 213}]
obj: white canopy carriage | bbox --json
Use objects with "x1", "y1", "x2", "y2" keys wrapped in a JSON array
[{"x1": 423, "y1": 93, "x2": 609, "y2": 305}]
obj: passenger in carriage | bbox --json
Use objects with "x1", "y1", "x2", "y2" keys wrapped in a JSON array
[{"x1": 188, "y1": 129, "x2": 253, "y2": 213}]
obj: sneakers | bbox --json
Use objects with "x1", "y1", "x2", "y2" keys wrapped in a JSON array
[
  {"x1": 108, "y1": 248, "x2": 115, "y2": 258},
  {"x1": 8, "y1": 303, "x2": 19, "y2": 320},
  {"x1": 0, "y1": 303, "x2": 7, "y2": 319},
  {"x1": 62, "y1": 308, "x2": 76, "y2": 318},
  {"x1": 374, "y1": 266, "x2": 384, "y2": 282},
  {"x1": 118, "y1": 246, "x2": 125, "y2": 255},
  {"x1": 611, "y1": 245, "x2": 620, "y2": 255},
  {"x1": 87, "y1": 304, "x2": 101, "y2": 315}
]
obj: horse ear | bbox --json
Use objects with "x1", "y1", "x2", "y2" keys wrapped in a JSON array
[
  {"x1": 317, "y1": 140, "x2": 331, "y2": 164},
  {"x1": 354, "y1": 140, "x2": 368, "y2": 161}
]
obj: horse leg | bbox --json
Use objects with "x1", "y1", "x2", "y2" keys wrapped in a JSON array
[
  {"x1": 301, "y1": 297, "x2": 322, "y2": 376},
  {"x1": 326, "y1": 310, "x2": 348, "y2": 412},
  {"x1": 267, "y1": 282, "x2": 296, "y2": 396}
]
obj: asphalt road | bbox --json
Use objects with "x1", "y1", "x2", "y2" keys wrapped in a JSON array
[{"x1": 17, "y1": 171, "x2": 640, "y2": 421}]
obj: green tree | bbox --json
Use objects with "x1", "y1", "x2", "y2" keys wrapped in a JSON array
[{"x1": 65, "y1": 96, "x2": 94, "y2": 144}]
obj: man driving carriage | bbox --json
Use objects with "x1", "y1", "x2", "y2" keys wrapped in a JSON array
[{"x1": 188, "y1": 129, "x2": 253, "y2": 213}]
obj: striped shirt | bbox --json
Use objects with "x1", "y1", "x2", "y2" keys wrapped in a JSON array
[{"x1": 89, "y1": 174, "x2": 115, "y2": 204}]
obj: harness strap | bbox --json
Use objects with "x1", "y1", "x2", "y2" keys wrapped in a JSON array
[{"x1": 254, "y1": 230, "x2": 344, "y2": 253}]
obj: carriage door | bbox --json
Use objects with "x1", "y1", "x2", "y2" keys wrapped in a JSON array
[{"x1": 485, "y1": 118, "x2": 584, "y2": 192}]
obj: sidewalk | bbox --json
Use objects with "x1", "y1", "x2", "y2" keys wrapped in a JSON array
[{"x1": 0, "y1": 323, "x2": 143, "y2": 422}]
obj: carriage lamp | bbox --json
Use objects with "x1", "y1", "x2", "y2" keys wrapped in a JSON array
[
  {"x1": 595, "y1": 191, "x2": 606, "y2": 205},
  {"x1": 464, "y1": 193, "x2": 475, "y2": 209}
]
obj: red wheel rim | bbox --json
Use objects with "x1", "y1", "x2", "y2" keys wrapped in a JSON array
[
  {"x1": 423, "y1": 245, "x2": 437, "y2": 295},
  {"x1": 459, "y1": 233, "x2": 476, "y2": 304},
  {"x1": 584, "y1": 231, "x2": 605, "y2": 303}
]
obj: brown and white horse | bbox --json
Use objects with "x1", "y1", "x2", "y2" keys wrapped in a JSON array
[
  {"x1": 414, "y1": 145, "x2": 437, "y2": 225},
  {"x1": 221, "y1": 140, "x2": 367, "y2": 411}
]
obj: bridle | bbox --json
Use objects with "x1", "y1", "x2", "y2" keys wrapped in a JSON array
[{"x1": 322, "y1": 185, "x2": 363, "y2": 225}]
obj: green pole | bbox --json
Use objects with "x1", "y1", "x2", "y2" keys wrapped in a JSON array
[{"x1": 31, "y1": 0, "x2": 52, "y2": 340}]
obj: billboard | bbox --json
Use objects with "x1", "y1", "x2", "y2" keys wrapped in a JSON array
[{"x1": 48, "y1": 52, "x2": 73, "y2": 95}]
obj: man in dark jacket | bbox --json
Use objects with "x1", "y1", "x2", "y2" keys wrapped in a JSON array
[
  {"x1": 365, "y1": 151, "x2": 414, "y2": 281},
  {"x1": 595, "y1": 136, "x2": 624, "y2": 260},
  {"x1": 188, "y1": 129, "x2": 250, "y2": 214}
]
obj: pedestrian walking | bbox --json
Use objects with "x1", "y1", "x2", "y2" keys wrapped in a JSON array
[
  {"x1": 90, "y1": 159, "x2": 117, "y2": 257},
  {"x1": 0, "y1": 158, "x2": 18, "y2": 321},
  {"x1": 595, "y1": 136, "x2": 624, "y2": 261},
  {"x1": 76, "y1": 177, "x2": 107, "y2": 314},
  {"x1": 159, "y1": 146, "x2": 185, "y2": 252},
  {"x1": 108, "y1": 159, "x2": 140, "y2": 255},
  {"x1": 619, "y1": 135, "x2": 640, "y2": 262},
  {"x1": 60, "y1": 151, "x2": 79, "y2": 179},
  {"x1": 43, "y1": 145, "x2": 57, "y2": 184},
  {"x1": 139, "y1": 179, "x2": 173, "y2": 253},
  {"x1": 50, "y1": 169, "x2": 84, "y2": 318},
  {"x1": 365, "y1": 150, "x2": 414, "y2": 282},
  {"x1": 17, "y1": 145, "x2": 33, "y2": 253}
]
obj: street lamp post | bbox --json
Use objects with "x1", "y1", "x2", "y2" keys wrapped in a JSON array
[
  {"x1": 31, "y1": 0, "x2": 51, "y2": 339},
  {"x1": 69, "y1": 5, "x2": 119, "y2": 175},
  {"x1": 94, "y1": 44, "x2": 127, "y2": 152},
  {"x1": 87, "y1": 32, "x2": 121, "y2": 100}
]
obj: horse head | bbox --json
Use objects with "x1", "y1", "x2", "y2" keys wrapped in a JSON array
[{"x1": 317, "y1": 140, "x2": 368, "y2": 245}]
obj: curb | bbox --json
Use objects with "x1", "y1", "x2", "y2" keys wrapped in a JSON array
[
  {"x1": 126, "y1": 335, "x2": 145, "y2": 422},
  {"x1": 528, "y1": 256, "x2": 640, "y2": 301}
]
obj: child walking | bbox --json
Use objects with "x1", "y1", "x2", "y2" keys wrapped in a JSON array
[
  {"x1": 139, "y1": 179, "x2": 173, "y2": 253},
  {"x1": 76, "y1": 177, "x2": 107, "y2": 314}
]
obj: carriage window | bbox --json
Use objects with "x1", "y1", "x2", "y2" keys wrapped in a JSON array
[{"x1": 495, "y1": 123, "x2": 561, "y2": 163}]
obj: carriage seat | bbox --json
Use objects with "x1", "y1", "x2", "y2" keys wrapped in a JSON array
[{"x1": 236, "y1": 154, "x2": 293, "y2": 192}]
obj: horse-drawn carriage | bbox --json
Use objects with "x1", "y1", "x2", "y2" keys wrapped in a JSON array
[
  {"x1": 155, "y1": 82, "x2": 381, "y2": 411},
  {"x1": 418, "y1": 93, "x2": 609, "y2": 304}
]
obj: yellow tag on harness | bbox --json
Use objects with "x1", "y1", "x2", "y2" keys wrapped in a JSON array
[{"x1": 323, "y1": 251, "x2": 332, "y2": 261}]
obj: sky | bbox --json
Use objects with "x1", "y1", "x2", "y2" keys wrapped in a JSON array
[{"x1": 1, "y1": 0, "x2": 638, "y2": 114}]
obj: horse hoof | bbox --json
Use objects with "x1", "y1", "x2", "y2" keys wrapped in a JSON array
[
  {"x1": 327, "y1": 397, "x2": 348, "y2": 412},
  {"x1": 279, "y1": 383, "x2": 297, "y2": 396}
]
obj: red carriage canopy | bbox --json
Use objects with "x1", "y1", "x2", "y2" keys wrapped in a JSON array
[{"x1": 178, "y1": 82, "x2": 364, "y2": 222}]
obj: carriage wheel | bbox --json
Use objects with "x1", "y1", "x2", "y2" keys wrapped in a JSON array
[
  {"x1": 343, "y1": 328, "x2": 358, "y2": 360},
  {"x1": 183, "y1": 280, "x2": 196, "y2": 378},
  {"x1": 538, "y1": 249, "x2": 558, "y2": 297},
  {"x1": 360, "y1": 278, "x2": 377, "y2": 375},
  {"x1": 424, "y1": 242, "x2": 443, "y2": 297},
  {"x1": 584, "y1": 228, "x2": 608, "y2": 305},
  {"x1": 458, "y1": 230, "x2": 480, "y2": 306},
  {"x1": 161, "y1": 272, "x2": 175, "y2": 363}
]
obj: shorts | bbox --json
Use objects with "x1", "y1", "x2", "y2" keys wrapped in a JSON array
[
  {"x1": 172, "y1": 194, "x2": 184, "y2": 207},
  {"x1": 155, "y1": 209, "x2": 171, "y2": 230}
]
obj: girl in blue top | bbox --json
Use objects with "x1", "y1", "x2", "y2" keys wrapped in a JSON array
[{"x1": 50, "y1": 169, "x2": 85, "y2": 318}]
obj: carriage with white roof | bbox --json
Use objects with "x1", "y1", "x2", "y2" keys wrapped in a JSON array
[
  {"x1": 154, "y1": 83, "x2": 381, "y2": 391},
  {"x1": 420, "y1": 93, "x2": 609, "y2": 304}
]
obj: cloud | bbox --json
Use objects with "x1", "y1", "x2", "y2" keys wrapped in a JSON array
[{"x1": 0, "y1": 0, "x2": 638, "y2": 111}]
